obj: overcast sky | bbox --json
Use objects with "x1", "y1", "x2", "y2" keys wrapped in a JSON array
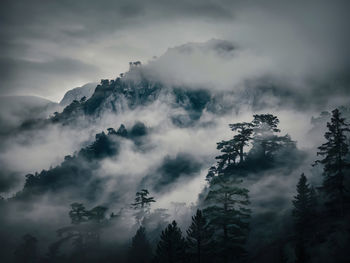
[{"x1": 1, "y1": 0, "x2": 349, "y2": 102}]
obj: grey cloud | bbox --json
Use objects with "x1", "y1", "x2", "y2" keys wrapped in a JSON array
[
  {"x1": 141, "y1": 152, "x2": 203, "y2": 193},
  {"x1": 0, "y1": 170, "x2": 21, "y2": 193},
  {"x1": 1, "y1": 0, "x2": 350, "y2": 102},
  {"x1": 0, "y1": 56, "x2": 100, "y2": 98}
]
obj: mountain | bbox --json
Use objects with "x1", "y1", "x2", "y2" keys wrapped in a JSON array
[
  {"x1": 1, "y1": 39, "x2": 350, "y2": 263},
  {"x1": 0, "y1": 95, "x2": 60, "y2": 134},
  {"x1": 59, "y1": 82, "x2": 98, "y2": 107}
]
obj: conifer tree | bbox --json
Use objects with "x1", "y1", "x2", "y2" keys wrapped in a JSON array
[
  {"x1": 250, "y1": 114, "x2": 296, "y2": 159},
  {"x1": 129, "y1": 226, "x2": 153, "y2": 263},
  {"x1": 155, "y1": 221, "x2": 187, "y2": 263},
  {"x1": 252, "y1": 114, "x2": 281, "y2": 134},
  {"x1": 251, "y1": 114, "x2": 280, "y2": 157},
  {"x1": 69, "y1": 202, "x2": 88, "y2": 224},
  {"x1": 292, "y1": 174, "x2": 314, "y2": 232},
  {"x1": 215, "y1": 139, "x2": 239, "y2": 170},
  {"x1": 292, "y1": 173, "x2": 316, "y2": 263},
  {"x1": 53, "y1": 203, "x2": 108, "y2": 262},
  {"x1": 314, "y1": 108, "x2": 350, "y2": 215},
  {"x1": 186, "y1": 209, "x2": 211, "y2": 263},
  {"x1": 204, "y1": 175, "x2": 250, "y2": 263},
  {"x1": 229, "y1": 122, "x2": 253, "y2": 163},
  {"x1": 132, "y1": 189, "x2": 156, "y2": 225}
]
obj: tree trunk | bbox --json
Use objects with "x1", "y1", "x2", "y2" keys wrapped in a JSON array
[
  {"x1": 223, "y1": 194, "x2": 228, "y2": 263},
  {"x1": 239, "y1": 145, "x2": 244, "y2": 163}
]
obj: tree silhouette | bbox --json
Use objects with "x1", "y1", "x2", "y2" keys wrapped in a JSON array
[
  {"x1": 292, "y1": 173, "x2": 315, "y2": 263},
  {"x1": 186, "y1": 209, "x2": 211, "y2": 263},
  {"x1": 314, "y1": 108, "x2": 350, "y2": 215},
  {"x1": 155, "y1": 221, "x2": 187, "y2": 263},
  {"x1": 14, "y1": 234, "x2": 38, "y2": 263},
  {"x1": 132, "y1": 189, "x2": 156, "y2": 225},
  {"x1": 215, "y1": 139, "x2": 239, "y2": 170},
  {"x1": 69, "y1": 203, "x2": 88, "y2": 224},
  {"x1": 252, "y1": 114, "x2": 280, "y2": 134},
  {"x1": 132, "y1": 189, "x2": 156, "y2": 209},
  {"x1": 128, "y1": 226, "x2": 153, "y2": 263},
  {"x1": 251, "y1": 114, "x2": 280, "y2": 157},
  {"x1": 292, "y1": 174, "x2": 315, "y2": 232},
  {"x1": 229, "y1": 122, "x2": 253, "y2": 163},
  {"x1": 204, "y1": 176, "x2": 250, "y2": 263},
  {"x1": 51, "y1": 203, "x2": 108, "y2": 262}
]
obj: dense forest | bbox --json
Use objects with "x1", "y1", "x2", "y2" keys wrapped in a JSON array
[
  {"x1": 1, "y1": 0, "x2": 350, "y2": 262},
  {"x1": 1, "y1": 106, "x2": 349, "y2": 263}
]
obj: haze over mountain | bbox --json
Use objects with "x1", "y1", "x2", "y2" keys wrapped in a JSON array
[
  {"x1": 59, "y1": 83, "x2": 98, "y2": 107},
  {"x1": 0, "y1": 1, "x2": 349, "y2": 263},
  {"x1": 0, "y1": 95, "x2": 60, "y2": 133}
]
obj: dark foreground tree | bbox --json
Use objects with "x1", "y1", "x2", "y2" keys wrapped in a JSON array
[
  {"x1": 292, "y1": 174, "x2": 314, "y2": 233},
  {"x1": 14, "y1": 234, "x2": 38, "y2": 263},
  {"x1": 204, "y1": 176, "x2": 250, "y2": 263},
  {"x1": 292, "y1": 173, "x2": 315, "y2": 263},
  {"x1": 186, "y1": 210, "x2": 211, "y2": 263},
  {"x1": 128, "y1": 226, "x2": 153, "y2": 263},
  {"x1": 314, "y1": 108, "x2": 350, "y2": 215},
  {"x1": 48, "y1": 203, "x2": 108, "y2": 263},
  {"x1": 155, "y1": 221, "x2": 187, "y2": 263}
]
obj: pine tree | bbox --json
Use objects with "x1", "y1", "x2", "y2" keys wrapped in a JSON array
[
  {"x1": 251, "y1": 114, "x2": 281, "y2": 157},
  {"x1": 132, "y1": 189, "x2": 156, "y2": 225},
  {"x1": 53, "y1": 203, "x2": 108, "y2": 262},
  {"x1": 155, "y1": 221, "x2": 187, "y2": 263},
  {"x1": 292, "y1": 174, "x2": 314, "y2": 233},
  {"x1": 292, "y1": 174, "x2": 316, "y2": 263},
  {"x1": 215, "y1": 122, "x2": 253, "y2": 169},
  {"x1": 215, "y1": 139, "x2": 239, "y2": 170},
  {"x1": 252, "y1": 114, "x2": 280, "y2": 134},
  {"x1": 69, "y1": 203, "x2": 88, "y2": 224},
  {"x1": 314, "y1": 108, "x2": 350, "y2": 215},
  {"x1": 186, "y1": 210, "x2": 211, "y2": 263},
  {"x1": 229, "y1": 122, "x2": 253, "y2": 163},
  {"x1": 129, "y1": 226, "x2": 153, "y2": 263},
  {"x1": 204, "y1": 175, "x2": 250, "y2": 263}
]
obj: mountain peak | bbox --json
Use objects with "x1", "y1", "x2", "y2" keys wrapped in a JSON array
[{"x1": 59, "y1": 82, "x2": 98, "y2": 107}]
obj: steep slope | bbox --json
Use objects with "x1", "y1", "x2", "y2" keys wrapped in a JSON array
[
  {"x1": 0, "y1": 95, "x2": 60, "y2": 134},
  {"x1": 59, "y1": 83, "x2": 98, "y2": 107}
]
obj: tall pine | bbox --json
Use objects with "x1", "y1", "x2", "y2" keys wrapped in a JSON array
[
  {"x1": 292, "y1": 174, "x2": 315, "y2": 263},
  {"x1": 314, "y1": 108, "x2": 350, "y2": 215},
  {"x1": 186, "y1": 209, "x2": 211, "y2": 263},
  {"x1": 129, "y1": 226, "x2": 153, "y2": 263},
  {"x1": 229, "y1": 122, "x2": 253, "y2": 163},
  {"x1": 204, "y1": 175, "x2": 250, "y2": 263},
  {"x1": 292, "y1": 174, "x2": 314, "y2": 233},
  {"x1": 132, "y1": 189, "x2": 156, "y2": 225},
  {"x1": 155, "y1": 221, "x2": 187, "y2": 263}
]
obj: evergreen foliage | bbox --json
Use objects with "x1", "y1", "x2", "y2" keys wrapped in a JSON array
[
  {"x1": 132, "y1": 189, "x2": 156, "y2": 225},
  {"x1": 292, "y1": 174, "x2": 316, "y2": 263},
  {"x1": 292, "y1": 174, "x2": 315, "y2": 233},
  {"x1": 229, "y1": 122, "x2": 253, "y2": 163},
  {"x1": 204, "y1": 176, "x2": 250, "y2": 262},
  {"x1": 49, "y1": 203, "x2": 108, "y2": 262},
  {"x1": 314, "y1": 108, "x2": 350, "y2": 214},
  {"x1": 155, "y1": 221, "x2": 187, "y2": 263},
  {"x1": 129, "y1": 226, "x2": 153, "y2": 263},
  {"x1": 186, "y1": 209, "x2": 211, "y2": 263}
]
